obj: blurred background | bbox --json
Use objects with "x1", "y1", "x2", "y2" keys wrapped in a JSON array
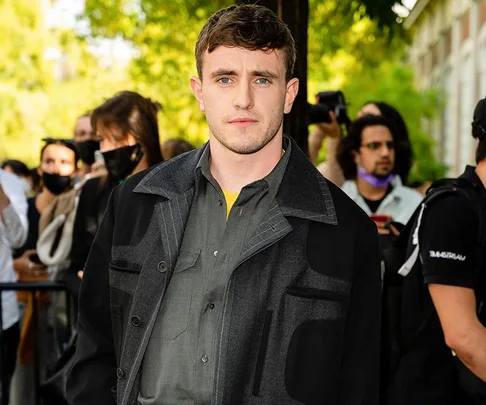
[{"x1": 0, "y1": 0, "x2": 483, "y2": 184}]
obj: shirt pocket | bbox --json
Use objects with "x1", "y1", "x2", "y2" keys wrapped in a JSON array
[{"x1": 151, "y1": 250, "x2": 200, "y2": 339}]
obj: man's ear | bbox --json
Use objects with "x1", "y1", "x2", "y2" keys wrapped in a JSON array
[
  {"x1": 190, "y1": 76, "x2": 205, "y2": 112},
  {"x1": 284, "y1": 78, "x2": 299, "y2": 114}
]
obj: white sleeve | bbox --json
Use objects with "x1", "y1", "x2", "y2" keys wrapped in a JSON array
[{"x1": 0, "y1": 172, "x2": 28, "y2": 248}]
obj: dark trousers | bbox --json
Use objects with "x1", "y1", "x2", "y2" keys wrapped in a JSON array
[{"x1": 1, "y1": 322, "x2": 20, "y2": 403}]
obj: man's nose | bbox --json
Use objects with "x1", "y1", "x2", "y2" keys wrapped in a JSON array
[
  {"x1": 380, "y1": 143, "x2": 393, "y2": 156},
  {"x1": 233, "y1": 82, "x2": 254, "y2": 110}
]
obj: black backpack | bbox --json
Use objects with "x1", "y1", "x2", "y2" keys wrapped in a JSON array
[{"x1": 380, "y1": 176, "x2": 486, "y2": 402}]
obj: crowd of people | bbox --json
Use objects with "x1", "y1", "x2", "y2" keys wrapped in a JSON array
[
  {"x1": 0, "y1": 91, "x2": 195, "y2": 404},
  {"x1": 0, "y1": 3, "x2": 485, "y2": 405}
]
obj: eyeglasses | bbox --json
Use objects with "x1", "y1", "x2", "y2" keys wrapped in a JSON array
[{"x1": 360, "y1": 141, "x2": 395, "y2": 151}]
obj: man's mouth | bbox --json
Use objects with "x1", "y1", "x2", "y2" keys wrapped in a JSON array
[
  {"x1": 228, "y1": 118, "x2": 258, "y2": 127},
  {"x1": 377, "y1": 160, "x2": 391, "y2": 167}
]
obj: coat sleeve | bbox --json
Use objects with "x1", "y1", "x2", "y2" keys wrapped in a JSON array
[
  {"x1": 66, "y1": 185, "x2": 119, "y2": 405},
  {"x1": 339, "y1": 218, "x2": 382, "y2": 404},
  {"x1": 64, "y1": 182, "x2": 96, "y2": 299}
]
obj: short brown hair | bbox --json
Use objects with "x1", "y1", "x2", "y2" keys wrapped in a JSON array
[{"x1": 195, "y1": 5, "x2": 296, "y2": 81}]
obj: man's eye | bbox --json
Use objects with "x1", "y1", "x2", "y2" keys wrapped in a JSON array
[
  {"x1": 256, "y1": 78, "x2": 270, "y2": 85},
  {"x1": 368, "y1": 143, "x2": 379, "y2": 150},
  {"x1": 218, "y1": 77, "x2": 232, "y2": 84}
]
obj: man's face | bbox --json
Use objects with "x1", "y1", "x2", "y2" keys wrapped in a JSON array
[
  {"x1": 74, "y1": 116, "x2": 93, "y2": 143},
  {"x1": 354, "y1": 125, "x2": 395, "y2": 178},
  {"x1": 191, "y1": 46, "x2": 298, "y2": 155}
]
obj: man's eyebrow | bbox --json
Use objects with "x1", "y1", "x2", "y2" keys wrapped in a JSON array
[
  {"x1": 208, "y1": 69, "x2": 279, "y2": 79},
  {"x1": 209, "y1": 69, "x2": 237, "y2": 79},
  {"x1": 251, "y1": 70, "x2": 278, "y2": 79}
]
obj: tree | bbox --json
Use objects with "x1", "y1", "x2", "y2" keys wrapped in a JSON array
[
  {"x1": 0, "y1": 0, "x2": 133, "y2": 166},
  {"x1": 0, "y1": 0, "x2": 52, "y2": 164}
]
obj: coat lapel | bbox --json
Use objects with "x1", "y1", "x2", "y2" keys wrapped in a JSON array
[
  {"x1": 236, "y1": 203, "x2": 292, "y2": 268},
  {"x1": 236, "y1": 138, "x2": 338, "y2": 268}
]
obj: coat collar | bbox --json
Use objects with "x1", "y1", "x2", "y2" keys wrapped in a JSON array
[{"x1": 133, "y1": 137, "x2": 337, "y2": 225}]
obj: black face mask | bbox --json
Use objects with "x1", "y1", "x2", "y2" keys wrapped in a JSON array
[
  {"x1": 42, "y1": 173, "x2": 72, "y2": 195},
  {"x1": 76, "y1": 140, "x2": 100, "y2": 165},
  {"x1": 102, "y1": 144, "x2": 144, "y2": 181}
]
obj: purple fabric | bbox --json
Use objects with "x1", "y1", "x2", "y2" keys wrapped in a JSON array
[{"x1": 357, "y1": 168, "x2": 395, "y2": 188}]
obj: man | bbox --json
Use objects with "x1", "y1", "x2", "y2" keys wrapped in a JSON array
[
  {"x1": 0, "y1": 168, "x2": 28, "y2": 400},
  {"x1": 337, "y1": 115, "x2": 422, "y2": 228},
  {"x1": 384, "y1": 98, "x2": 486, "y2": 405},
  {"x1": 67, "y1": 5, "x2": 381, "y2": 405}
]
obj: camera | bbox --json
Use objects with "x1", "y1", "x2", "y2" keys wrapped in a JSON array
[{"x1": 308, "y1": 91, "x2": 350, "y2": 125}]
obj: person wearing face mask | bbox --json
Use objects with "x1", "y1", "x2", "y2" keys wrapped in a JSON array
[
  {"x1": 13, "y1": 140, "x2": 78, "y2": 278},
  {"x1": 63, "y1": 91, "x2": 163, "y2": 300},
  {"x1": 1, "y1": 159, "x2": 35, "y2": 197},
  {"x1": 11, "y1": 139, "x2": 77, "y2": 405},
  {"x1": 73, "y1": 112, "x2": 105, "y2": 180},
  {"x1": 336, "y1": 115, "x2": 421, "y2": 233},
  {"x1": 309, "y1": 101, "x2": 413, "y2": 188}
]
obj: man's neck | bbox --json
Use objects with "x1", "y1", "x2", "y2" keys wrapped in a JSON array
[
  {"x1": 475, "y1": 161, "x2": 486, "y2": 190},
  {"x1": 356, "y1": 175, "x2": 389, "y2": 201},
  {"x1": 209, "y1": 134, "x2": 283, "y2": 193}
]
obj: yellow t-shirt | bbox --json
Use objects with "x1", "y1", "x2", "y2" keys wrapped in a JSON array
[{"x1": 222, "y1": 189, "x2": 239, "y2": 219}]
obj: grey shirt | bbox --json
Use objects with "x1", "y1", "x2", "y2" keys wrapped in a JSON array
[{"x1": 138, "y1": 138, "x2": 291, "y2": 404}]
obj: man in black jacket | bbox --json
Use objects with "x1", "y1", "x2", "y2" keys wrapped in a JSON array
[
  {"x1": 384, "y1": 98, "x2": 486, "y2": 405},
  {"x1": 67, "y1": 5, "x2": 381, "y2": 405}
]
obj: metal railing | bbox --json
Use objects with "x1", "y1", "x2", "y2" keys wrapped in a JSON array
[{"x1": 0, "y1": 282, "x2": 73, "y2": 405}]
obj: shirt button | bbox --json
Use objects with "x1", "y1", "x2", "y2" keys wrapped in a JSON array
[
  {"x1": 208, "y1": 302, "x2": 215, "y2": 310},
  {"x1": 158, "y1": 261, "x2": 167, "y2": 273},
  {"x1": 213, "y1": 251, "x2": 218, "y2": 257},
  {"x1": 201, "y1": 355, "x2": 209, "y2": 363},
  {"x1": 218, "y1": 200, "x2": 223, "y2": 206},
  {"x1": 116, "y1": 368, "x2": 125, "y2": 379},
  {"x1": 131, "y1": 316, "x2": 141, "y2": 327}
]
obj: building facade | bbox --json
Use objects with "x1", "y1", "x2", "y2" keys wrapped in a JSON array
[{"x1": 406, "y1": 0, "x2": 486, "y2": 175}]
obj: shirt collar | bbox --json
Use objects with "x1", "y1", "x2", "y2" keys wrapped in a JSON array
[{"x1": 194, "y1": 136, "x2": 291, "y2": 197}]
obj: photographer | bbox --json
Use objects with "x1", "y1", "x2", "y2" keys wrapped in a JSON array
[
  {"x1": 336, "y1": 115, "x2": 421, "y2": 231},
  {"x1": 309, "y1": 100, "x2": 413, "y2": 187}
]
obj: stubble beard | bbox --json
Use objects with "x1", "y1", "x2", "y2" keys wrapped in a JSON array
[
  {"x1": 209, "y1": 117, "x2": 284, "y2": 155},
  {"x1": 372, "y1": 164, "x2": 394, "y2": 179}
]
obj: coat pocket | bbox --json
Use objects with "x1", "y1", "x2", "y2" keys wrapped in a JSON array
[
  {"x1": 109, "y1": 260, "x2": 142, "y2": 274},
  {"x1": 109, "y1": 261, "x2": 141, "y2": 297},
  {"x1": 150, "y1": 250, "x2": 200, "y2": 339},
  {"x1": 283, "y1": 292, "x2": 348, "y2": 404}
]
